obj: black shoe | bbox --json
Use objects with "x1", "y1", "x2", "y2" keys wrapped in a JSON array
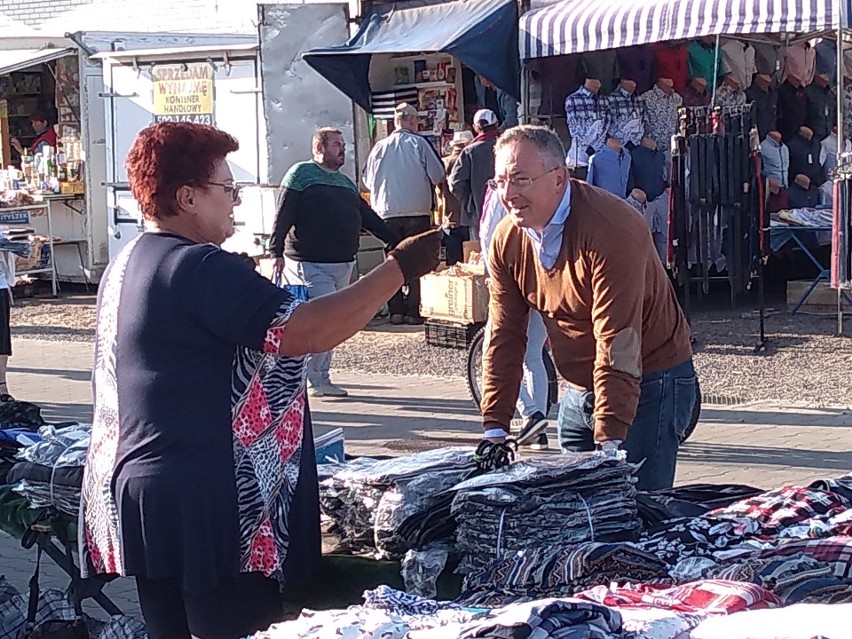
[
  {"x1": 530, "y1": 433, "x2": 549, "y2": 451},
  {"x1": 516, "y1": 411, "x2": 549, "y2": 446},
  {"x1": 404, "y1": 315, "x2": 425, "y2": 325}
]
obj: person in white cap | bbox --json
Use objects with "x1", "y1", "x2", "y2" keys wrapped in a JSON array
[
  {"x1": 448, "y1": 109, "x2": 501, "y2": 241},
  {"x1": 363, "y1": 102, "x2": 446, "y2": 325},
  {"x1": 437, "y1": 130, "x2": 475, "y2": 264}
]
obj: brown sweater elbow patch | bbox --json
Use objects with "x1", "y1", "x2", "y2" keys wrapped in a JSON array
[{"x1": 599, "y1": 328, "x2": 641, "y2": 378}]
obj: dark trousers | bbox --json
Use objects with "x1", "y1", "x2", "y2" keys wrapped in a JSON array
[
  {"x1": 385, "y1": 215, "x2": 432, "y2": 317},
  {"x1": 136, "y1": 572, "x2": 281, "y2": 639},
  {"x1": 556, "y1": 358, "x2": 697, "y2": 491},
  {"x1": 444, "y1": 226, "x2": 471, "y2": 265}
]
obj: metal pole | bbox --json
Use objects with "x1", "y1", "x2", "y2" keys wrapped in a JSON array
[
  {"x1": 711, "y1": 34, "x2": 721, "y2": 108},
  {"x1": 837, "y1": 0, "x2": 846, "y2": 335}
]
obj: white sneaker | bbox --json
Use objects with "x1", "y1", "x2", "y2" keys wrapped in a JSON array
[{"x1": 309, "y1": 383, "x2": 349, "y2": 398}]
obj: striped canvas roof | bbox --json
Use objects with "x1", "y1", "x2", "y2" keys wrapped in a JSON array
[{"x1": 521, "y1": 0, "x2": 841, "y2": 59}]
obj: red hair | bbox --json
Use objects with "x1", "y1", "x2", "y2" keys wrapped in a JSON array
[{"x1": 125, "y1": 122, "x2": 239, "y2": 220}]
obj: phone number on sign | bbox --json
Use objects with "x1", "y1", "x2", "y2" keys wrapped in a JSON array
[{"x1": 154, "y1": 114, "x2": 214, "y2": 125}]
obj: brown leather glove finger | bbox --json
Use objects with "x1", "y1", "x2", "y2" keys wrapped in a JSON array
[{"x1": 388, "y1": 228, "x2": 442, "y2": 282}]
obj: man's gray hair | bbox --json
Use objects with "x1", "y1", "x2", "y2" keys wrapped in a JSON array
[{"x1": 495, "y1": 125, "x2": 566, "y2": 170}]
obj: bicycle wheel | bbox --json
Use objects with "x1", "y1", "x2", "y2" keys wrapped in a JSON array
[{"x1": 466, "y1": 327, "x2": 558, "y2": 415}]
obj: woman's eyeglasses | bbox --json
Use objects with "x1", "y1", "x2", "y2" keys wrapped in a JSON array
[{"x1": 207, "y1": 182, "x2": 241, "y2": 202}]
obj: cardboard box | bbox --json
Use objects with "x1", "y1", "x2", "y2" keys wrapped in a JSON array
[{"x1": 420, "y1": 267, "x2": 489, "y2": 323}]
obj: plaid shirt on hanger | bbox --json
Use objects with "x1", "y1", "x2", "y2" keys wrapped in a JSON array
[
  {"x1": 608, "y1": 86, "x2": 648, "y2": 146},
  {"x1": 565, "y1": 86, "x2": 610, "y2": 167}
]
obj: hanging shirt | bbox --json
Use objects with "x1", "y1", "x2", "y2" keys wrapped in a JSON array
[
  {"x1": 653, "y1": 43, "x2": 689, "y2": 94},
  {"x1": 607, "y1": 86, "x2": 647, "y2": 147},
  {"x1": 715, "y1": 83, "x2": 747, "y2": 108},
  {"x1": 815, "y1": 39, "x2": 837, "y2": 85},
  {"x1": 788, "y1": 133, "x2": 826, "y2": 186},
  {"x1": 753, "y1": 42, "x2": 783, "y2": 79},
  {"x1": 777, "y1": 79, "x2": 808, "y2": 142},
  {"x1": 580, "y1": 51, "x2": 620, "y2": 94},
  {"x1": 640, "y1": 85, "x2": 683, "y2": 152},
  {"x1": 617, "y1": 45, "x2": 656, "y2": 95},
  {"x1": 688, "y1": 41, "x2": 725, "y2": 86},
  {"x1": 630, "y1": 145, "x2": 668, "y2": 202},
  {"x1": 745, "y1": 83, "x2": 779, "y2": 140},
  {"x1": 564, "y1": 86, "x2": 610, "y2": 168},
  {"x1": 721, "y1": 39, "x2": 757, "y2": 90},
  {"x1": 804, "y1": 82, "x2": 837, "y2": 141},
  {"x1": 587, "y1": 144, "x2": 632, "y2": 198},
  {"x1": 681, "y1": 83, "x2": 710, "y2": 107},
  {"x1": 820, "y1": 131, "x2": 852, "y2": 173},
  {"x1": 783, "y1": 43, "x2": 816, "y2": 87},
  {"x1": 761, "y1": 137, "x2": 790, "y2": 188}
]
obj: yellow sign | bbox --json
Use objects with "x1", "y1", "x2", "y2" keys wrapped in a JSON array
[{"x1": 152, "y1": 63, "x2": 214, "y2": 125}]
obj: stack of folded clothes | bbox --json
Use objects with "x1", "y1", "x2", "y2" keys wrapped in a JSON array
[
  {"x1": 7, "y1": 423, "x2": 90, "y2": 516},
  {"x1": 450, "y1": 452, "x2": 641, "y2": 576},
  {"x1": 319, "y1": 447, "x2": 476, "y2": 558}
]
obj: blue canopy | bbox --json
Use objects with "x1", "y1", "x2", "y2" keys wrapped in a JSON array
[{"x1": 303, "y1": 0, "x2": 519, "y2": 112}]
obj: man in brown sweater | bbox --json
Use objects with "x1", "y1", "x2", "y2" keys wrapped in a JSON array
[{"x1": 482, "y1": 125, "x2": 695, "y2": 490}]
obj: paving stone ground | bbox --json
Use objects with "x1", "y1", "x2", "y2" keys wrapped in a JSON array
[{"x1": 1, "y1": 339, "x2": 850, "y2": 621}]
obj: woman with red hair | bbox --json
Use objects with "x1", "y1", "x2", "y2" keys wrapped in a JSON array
[{"x1": 78, "y1": 121, "x2": 440, "y2": 639}]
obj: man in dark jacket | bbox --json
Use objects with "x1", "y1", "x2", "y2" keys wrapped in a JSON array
[
  {"x1": 437, "y1": 131, "x2": 474, "y2": 264},
  {"x1": 449, "y1": 109, "x2": 502, "y2": 240},
  {"x1": 788, "y1": 125, "x2": 826, "y2": 187}
]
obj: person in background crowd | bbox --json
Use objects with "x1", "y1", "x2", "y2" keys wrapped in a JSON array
[
  {"x1": 788, "y1": 125, "x2": 825, "y2": 187},
  {"x1": 437, "y1": 131, "x2": 474, "y2": 265},
  {"x1": 480, "y1": 125, "x2": 695, "y2": 491},
  {"x1": 78, "y1": 121, "x2": 441, "y2": 639},
  {"x1": 681, "y1": 77, "x2": 710, "y2": 107},
  {"x1": 271, "y1": 127, "x2": 398, "y2": 398},
  {"x1": 479, "y1": 187, "x2": 551, "y2": 451},
  {"x1": 777, "y1": 73, "x2": 808, "y2": 142},
  {"x1": 586, "y1": 135, "x2": 632, "y2": 198},
  {"x1": 564, "y1": 78, "x2": 609, "y2": 180},
  {"x1": 630, "y1": 136, "x2": 670, "y2": 262},
  {"x1": 761, "y1": 130, "x2": 790, "y2": 214},
  {"x1": 449, "y1": 109, "x2": 501, "y2": 240},
  {"x1": 476, "y1": 75, "x2": 519, "y2": 129},
  {"x1": 804, "y1": 73, "x2": 836, "y2": 141},
  {"x1": 363, "y1": 103, "x2": 446, "y2": 325},
  {"x1": 10, "y1": 111, "x2": 57, "y2": 155},
  {"x1": 746, "y1": 74, "x2": 778, "y2": 140},
  {"x1": 0, "y1": 240, "x2": 13, "y2": 398},
  {"x1": 788, "y1": 173, "x2": 820, "y2": 208}
]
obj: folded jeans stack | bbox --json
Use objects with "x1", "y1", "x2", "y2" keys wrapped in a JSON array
[{"x1": 450, "y1": 453, "x2": 640, "y2": 576}]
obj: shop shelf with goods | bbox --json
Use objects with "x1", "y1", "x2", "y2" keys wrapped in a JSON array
[
  {"x1": 0, "y1": 200, "x2": 58, "y2": 297},
  {"x1": 368, "y1": 52, "x2": 469, "y2": 155}
]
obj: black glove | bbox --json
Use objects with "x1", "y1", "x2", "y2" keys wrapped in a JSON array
[{"x1": 388, "y1": 228, "x2": 442, "y2": 282}]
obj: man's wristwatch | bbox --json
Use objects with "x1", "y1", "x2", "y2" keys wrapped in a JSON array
[{"x1": 595, "y1": 439, "x2": 623, "y2": 452}]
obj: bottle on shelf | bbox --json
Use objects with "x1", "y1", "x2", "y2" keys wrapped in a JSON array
[{"x1": 56, "y1": 142, "x2": 67, "y2": 182}]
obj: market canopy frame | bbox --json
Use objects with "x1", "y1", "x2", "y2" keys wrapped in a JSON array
[
  {"x1": 0, "y1": 47, "x2": 76, "y2": 75},
  {"x1": 303, "y1": 0, "x2": 520, "y2": 112},
  {"x1": 520, "y1": 0, "x2": 852, "y2": 60}
]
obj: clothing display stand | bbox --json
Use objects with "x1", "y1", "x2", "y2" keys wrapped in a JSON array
[
  {"x1": 831, "y1": 160, "x2": 852, "y2": 335},
  {"x1": 670, "y1": 104, "x2": 765, "y2": 344}
]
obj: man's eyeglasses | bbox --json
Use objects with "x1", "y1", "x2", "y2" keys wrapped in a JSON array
[
  {"x1": 208, "y1": 182, "x2": 241, "y2": 202},
  {"x1": 487, "y1": 167, "x2": 560, "y2": 192}
]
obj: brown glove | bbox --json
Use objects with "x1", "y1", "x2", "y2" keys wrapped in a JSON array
[{"x1": 388, "y1": 228, "x2": 442, "y2": 282}]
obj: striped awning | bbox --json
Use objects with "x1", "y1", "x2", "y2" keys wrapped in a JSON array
[{"x1": 521, "y1": 0, "x2": 841, "y2": 59}]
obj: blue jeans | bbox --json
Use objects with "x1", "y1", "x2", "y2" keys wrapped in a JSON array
[
  {"x1": 556, "y1": 358, "x2": 697, "y2": 491},
  {"x1": 283, "y1": 259, "x2": 354, "y2": 387}
]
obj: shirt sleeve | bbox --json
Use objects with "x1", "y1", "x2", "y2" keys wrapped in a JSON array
[
  {"x1": 480, "y1": 227, "x2": 529, "y2": 430},
  {"x1": 588, "y1": 228, "x2": 647, "y2": 442},
  {"x1": 358, "y1": 198, "x2": 399, "y2": 247},
  {"x1": 270, "y1": 186, "x2": 300, "y2": 258},
  {"x1": 187, "y1": 247, "x2": 294, "y2": 351}
]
